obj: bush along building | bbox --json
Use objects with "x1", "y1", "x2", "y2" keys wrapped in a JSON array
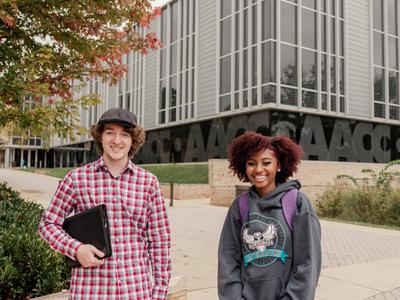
[{"x1": 2, "y1": 0, "x2": 400, "y2": 168}]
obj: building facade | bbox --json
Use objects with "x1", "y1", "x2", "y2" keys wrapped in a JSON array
[{"x1": 2, "y1": 0, "x2": 400, "y2": 168}]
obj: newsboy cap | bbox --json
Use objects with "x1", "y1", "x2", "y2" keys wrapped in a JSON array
[{"x1": 97, "y1": 108, "x2": 137, "y2": 128}]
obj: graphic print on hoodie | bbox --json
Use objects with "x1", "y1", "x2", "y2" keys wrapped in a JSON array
[{"x1": 242, "y1": 214, "x2": 288, "y2": 268}]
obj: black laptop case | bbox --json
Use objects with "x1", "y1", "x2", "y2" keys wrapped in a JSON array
[{"x1": 62, "y1": 204, "x2": 112, "y2": 268}]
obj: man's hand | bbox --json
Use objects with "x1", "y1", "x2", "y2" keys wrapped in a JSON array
[{"x1": 76, "y1": 244, "x2": 105, "y2": 268}]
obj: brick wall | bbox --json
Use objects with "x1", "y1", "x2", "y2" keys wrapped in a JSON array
[
  {"x1": 160, "y1": 183, "x2": 210, "y2": 200},
  {"x1": 208, "y1": 159, "x2": 400, "y2": 206}
]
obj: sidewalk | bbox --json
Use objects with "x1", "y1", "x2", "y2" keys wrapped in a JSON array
[{"x1": 1, "y1": 169, "x2": 400, "y2": 300}]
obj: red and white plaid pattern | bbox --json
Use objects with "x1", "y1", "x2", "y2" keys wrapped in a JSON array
[{"x1": 38, "y1": 157, "x2": 171, "y2": 299}]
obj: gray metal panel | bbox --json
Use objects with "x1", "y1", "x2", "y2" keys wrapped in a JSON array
[
  {"x1": 143, "y1": 19, "x2": 159, "y2": 129},
  {"x1": 197, "y1": 0, "x2": 218, "y2": 118},
  {"x1": 347, "y1": 0, "x2": 371, "y2": 118}
]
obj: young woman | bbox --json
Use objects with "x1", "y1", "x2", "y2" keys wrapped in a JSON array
[{"x1": 218, "y1": 131, "x2": 321, "y2": 300}]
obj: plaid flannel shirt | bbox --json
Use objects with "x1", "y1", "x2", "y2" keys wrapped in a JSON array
[{"x1": 38, "y1": 157, "x2": 171, "y2": 299}]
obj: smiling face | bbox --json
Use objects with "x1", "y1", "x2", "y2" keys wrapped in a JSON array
[
  {"x1": 101, "y1": 123, "x2": 132, "y2": 166},
  {"x1": 245, "y1": 148, "x2": 280, "y2": 197}
]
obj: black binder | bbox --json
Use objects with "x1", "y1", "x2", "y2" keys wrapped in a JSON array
[{"x1": 62, "y1": 204, "x2": 112, "y2": 268}]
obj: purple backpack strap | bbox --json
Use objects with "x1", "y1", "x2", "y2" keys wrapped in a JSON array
[
  {"x1": 282, "y1": 189, "x2": 298, "y2": 232},
  {"x1": 238, "y1": 192, "x2": 249, "y2": 223}
]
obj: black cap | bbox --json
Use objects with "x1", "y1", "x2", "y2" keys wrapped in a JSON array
[{"x1": 97, "y1": 108, "x2": 137, "y2": 128}]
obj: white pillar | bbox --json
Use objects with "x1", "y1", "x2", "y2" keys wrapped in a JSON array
[
  {"x1": 4, "y1": 148, "x2": 10, "y2": 168},
  {"x1": 27, "y1": 150, "x2": 31, "y2": 167},
  {"x1": 35, "y1": 150, "x2": 38, "y2": 168},
  {"x1": 20, "y1": 149, "x2": 24, "y2": 167},
  {"x1": 66, "y1": 150, "x2": 70, "y2": 167},
  {"x1": 44, "y1": 151, "x2": 47, "y2": 168},
  {"x1": 59, "y1": 151, "x2": 63, "y2": 168}
]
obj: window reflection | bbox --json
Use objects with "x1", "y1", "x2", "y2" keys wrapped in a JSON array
[
  {"x1": 281, "y1": 2, "x2": 297, "y2": 44},
  {"x1": 302, "y1": 9, "x2": 316, "y2": 49},
  {"x1": 281, "y1": 44, "x2": 297, "y2": 86},
  {"x1": 302, "y1": 49, "x2": 317, "y2": 90}
]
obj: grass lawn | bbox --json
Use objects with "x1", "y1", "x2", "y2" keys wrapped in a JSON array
[{"x1": 17, "y1": 163, "x2": 208, "y2": 184}]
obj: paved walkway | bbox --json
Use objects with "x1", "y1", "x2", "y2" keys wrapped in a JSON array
[{"x1": 1, "y1": 169, "x2": 400, "y2": 300}]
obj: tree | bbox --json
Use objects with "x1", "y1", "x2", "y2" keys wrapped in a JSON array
[{"x1": 0, "y1": 0, "x2": 161, "y2": 141}]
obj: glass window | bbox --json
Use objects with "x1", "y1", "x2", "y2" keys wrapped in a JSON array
[
  {"x1": 170, "y1": 43, "x2": 177, "y2": 74},
  {"x1": 321, "y1": 93, "x2": 327, "y2": 110},
  {"x1": 281, "y1": 87, "x2": 298, "y2": 106},
  {"x1": 243, "y1": 89, "x2": 248, "y2": 107},
  {"x1": 374, "y1": 67, "x2": 385, "y2": 102},
  {"x1": 331, "y1": 0, "x2": 336, "y2": 16},
  {"x1": 252, "y1": 46, "x2": 257, "y2": 86},
  {"x1": 169, "y1": 108, "x2": 176, "y2": 122},
  {"x1": 220, "y1": 95, "x2": 231, "y2": 111},
  {"x1": 338, "y1": 0, "x2": 343, "y2": 18},
  {"x1": 330, "y1": 17, "x2": 336, "y2": 54},
  {"x1": 234, "y1": 92, "x2": 240, "y2": 108},
  {"x1": 388, "y1": 0, "x2": 398, "y2": 35},
  {"x1": 252, "y1": 4, "x2": 257, "y2": 45},
  {"x1": 161, "y1": 10, "x2": 168, "y2": 44},
  {"x1": 262, "y1": 41, "x2": 276, "y2": 83},
  {"x1": 170, "y1": 76, "x2": 177, "y2": 107},
  {"x1": 262, "y1": 85, "x2": 276, "y2": 103},
  {"x1": 281, "y1": 2, "x2": 297, "y2": 44},
  {"x1": 262, "y1": 0, "x2": 275, "y2": 40},
  {"x1": 159, "y1": 111, "x2": 166, "y2": 123},
  {"x1": 160, "y1": 49, "x2": 166, "y2": 78},
  {"x1": 221, "y1": 18, "x2": 231, "y2": 56},
  {"x1": 251, "y1": 87, "x2": 257, "y2": 105},
  {"x1": 235, "y1": 13, "x2": 240, "y2": 50},
  {"x1": 388, "y1": 37, "x2": 398, "y2": 70},
  {"x1": 373, "y1": 32, "x2": 384, "y2": 67},
  {"x1": 235, "y1": 53, "x2": 240, "y2": 90},
  {"x1": 171, "y1": 2, "x2": 178, "y2": 43},
  {"x1": 302, "y1": 0, "x2": 316, "y2": 10},
  {"x1": 192, "y1": 36, "x2": 196, "y2": 67},
  {"x1": 321, "y1": 0, "x2": 327, "y2": 13},
  {"x1": 281, "y1": 44, "x2": 297, "y2": 86},
  {"x1": 389, "y1": 71, "x2": 399, "y2": 104},
  {"x1": 321, "y1": 54, "x2": 327, "y2": 91},
  {"x1": 220, "y1": 56, "x2": 231, "y2": 94},
  {"x1": 221, "y1": 0, "x2": 231, "y2": 18},
  {"x1": 243, "y1": 49, "x2": 249, "y2": 88},
  {"x1": 235, "y1": 0, "x2": 240, "y2": 11},
  {"x1": 192, "y1": 0, "x2": 196, "y2": 33},
  {"x1": 373, "y1": 0, "x2": 384, "y2": 31},
  {"x1": 302, "y1": 9, "x2": 317, "y2": 49},
  {"x1": 302, "y1": 49, "x2": 317, "y2": 89},
  {"x1": 244, "y1": 9, "x2": 248, "y2": 47},
  {"x1": 374, "y1": 102, "x2": 385, "y2": 118},
  {"x1": 160, "y1": 80, "x2": 166, "y2": 109},
  {"x1": 340, "y1": 96, "x2": 345, "y2": 112},
  {"x1": 339, "y1": 21, "x2": 344, "y2": 56},
  {"x1": 331, "y1": 56, "x2": 336, "y2": 93},
  {"x1": 321, "y1": 15, "x2": 327, "y2": 52},
  {"x1": 331, "y1": 95, "x2": 337, "y2": 111},
  {"x1": 339, "y1": 58, "x2": 345, "y2": 95},
  {"x1": 389, "y1": 105, "x2": 400, "y2": 120},
  {"x1": 302, "y1": 91, "x2": 317, "y2": 108}
]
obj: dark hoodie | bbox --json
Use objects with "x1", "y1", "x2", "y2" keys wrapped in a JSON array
[{"x1": 218, "y1": 180, "x2": 321, "y2": 300}]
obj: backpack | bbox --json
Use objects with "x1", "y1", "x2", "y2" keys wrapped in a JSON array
[{"x1": 238, "y1": 189, "x2": 298, "y2": 232}]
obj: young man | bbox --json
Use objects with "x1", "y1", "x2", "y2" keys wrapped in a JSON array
[{"x1": 38, "y1": 108, "x2": 171, "y2": 299}]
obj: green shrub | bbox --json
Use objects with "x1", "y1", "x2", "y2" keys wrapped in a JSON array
[
  {"x1": 0, "y1": 182, "x2": 70, "y2": 299},
  {"x1": 316, "y1": 160, "x2": 400, "y2": 228}
]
